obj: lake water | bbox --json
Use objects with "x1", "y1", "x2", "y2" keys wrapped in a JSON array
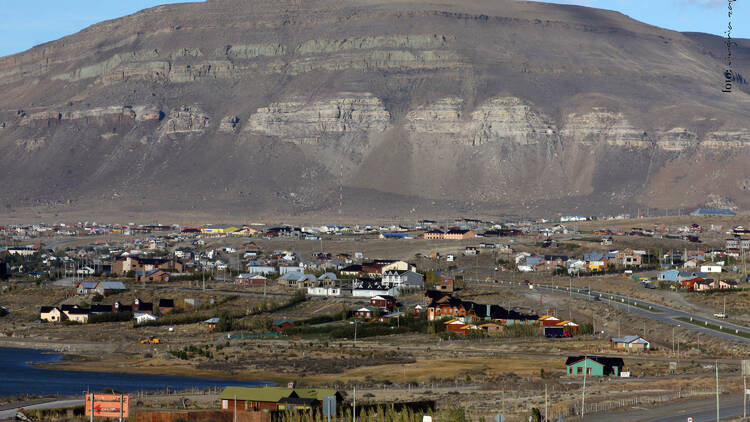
[{"x1": 0, "y1": 347, "x2": 272, "y2": 397}]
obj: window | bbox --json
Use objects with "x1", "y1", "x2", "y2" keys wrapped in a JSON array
[
  {"x1": 577, "y1": 367, "x2": 582, "y2": 374},
  {"x1": 222, "y1": 400, "x2": 228, "y2": 409}
]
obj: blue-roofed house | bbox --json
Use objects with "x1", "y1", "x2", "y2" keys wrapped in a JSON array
[
  {"x1": 657, "y1": 270, "x2": 680, "y2": 282},
  {"x1": 95, "y1": 281, "x2": 127, "y2": 295},
  {"x1": 76, "y1": 281, "x2": 99, "y2": 295},
  {"x1": 611, "y1": 335, "x2": 650, "y2": 351}
]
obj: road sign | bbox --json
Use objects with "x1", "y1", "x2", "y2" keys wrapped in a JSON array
[
  {"x1": 85, "y1": 394, "x2": 128, "y2": 419},
  {"x1": 322, "y1": 395, "x2": 337, "y2": 416},
  {"x1": 687, "y1": 417, "x2": 693, "y2": 422}
]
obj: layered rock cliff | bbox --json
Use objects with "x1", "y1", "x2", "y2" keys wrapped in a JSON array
[{"x1": 0, "y1": 0, "x2": 748, "y2": 220}]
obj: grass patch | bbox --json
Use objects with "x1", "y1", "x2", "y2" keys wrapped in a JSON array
[{"x1": 676, "y1": 317, "x2": 750, "y2": 339}]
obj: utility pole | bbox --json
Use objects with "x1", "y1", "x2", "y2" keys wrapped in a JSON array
[
  {"x1": 545, "y1": 384, "x2": 548, "y2": 422},
  {"x1": 353, "y1": 386, "x2": 356, "y2": 422},
  {"x1": 582, "y1": 357, "x2": 587, "y2": 417},
  {"x1": 716, "y1": 362, "x2": 720, "y2": 422}
]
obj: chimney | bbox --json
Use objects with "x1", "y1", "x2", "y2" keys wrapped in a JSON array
[{"x1": 486, "y1": 304, "x2": 491, "y2": 321}]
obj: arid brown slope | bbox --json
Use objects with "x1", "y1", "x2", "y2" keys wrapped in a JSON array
[{"x1": 0, "y1": 0, "x2": 748, "y2": 221}]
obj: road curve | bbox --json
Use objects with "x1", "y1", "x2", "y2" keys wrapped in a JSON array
[{"x1": 499, "y1": 281, "x2": 750, "y2": 344}]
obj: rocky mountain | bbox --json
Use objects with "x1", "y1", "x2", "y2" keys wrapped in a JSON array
[{"x1": 0, "y1": 0, "x2": 748, "y2": 221}]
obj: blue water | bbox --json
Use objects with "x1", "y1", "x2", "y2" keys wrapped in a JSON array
[{"x1": 0, "y1": 347, "x2": 272, "y2": 397}]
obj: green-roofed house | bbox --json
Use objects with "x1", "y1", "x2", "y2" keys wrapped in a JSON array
[{"x1": 219, "y1": 386, "x2": 342, "y2": 412}]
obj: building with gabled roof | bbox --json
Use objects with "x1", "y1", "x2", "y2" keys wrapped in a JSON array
[
  {"x1": 611, "y1": 335, "x2": 650, "y2": 351},
  {"x1": 218, "y1": 386, "x2": 341, "y2": 412}
]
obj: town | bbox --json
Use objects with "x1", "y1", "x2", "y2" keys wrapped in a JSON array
[{"x1": 1, "y1": 209, "x2": 749, "y2": 421}]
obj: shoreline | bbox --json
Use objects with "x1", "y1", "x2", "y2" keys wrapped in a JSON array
[{"x1": 0, "y1": 343, "x2": 282, "y2": 386}]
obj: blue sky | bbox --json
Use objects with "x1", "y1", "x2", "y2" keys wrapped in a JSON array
[
  {"x1": 0, "y1": 1, "x2": 203, "y2": 57},
  {"x1": 0, "y1": 0, "x2": 746, "y2": 57},
  {"x1": 530, "y1": 0, "x2": 748, "y2": 38}
]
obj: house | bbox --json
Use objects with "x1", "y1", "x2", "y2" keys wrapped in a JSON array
[
  {"x1": 678, "y1": 271, "x2": 709, "y2": 282},
  {"x1": 306, "y1": 286, "x2": 342, "y2": 296},
  {"x1": 611, "y1": 335, "x2": 650, "y2": 351},
  {"x1": 382, "y1": 270, "x2": 424, "y2": 289},
  {"x1": 423, "y1": 229, "x2": 445, "y2": 240},
  {"x1": 566, "y1": 356, "x2": 624, "y2": 376},
  {"x1": 538, "y1": 315, "x2": 561, "y2": 326},
  {"x1": 279, "y1": 264, "x2": 306, "y2": 275},
  {"x1": 63, "y1": 308, "x2": 90, "y2": 323},
  {"x1": 159, "y1": 299, "x2": 175, "y2": 314},
  {"x1": 236, "y1": 274, "x2": 268, "y2": 287},
  {"x1": 113, "y1": 301, "x2": 133, "y2": 312},
  {"x1": 658, "y1": 270, "x2": 680, "y2": 282},
  {"x1": 113, "y1": 257, "x2": 182, "y2": 276},
  {"x1": 246, "y1": 263, "x2": 276, "y2": 275},
  {"x1": 381, "y1": 260, "x2": 417, "y2": 273},
  {"x1": 135, "y1": 269, "x2": 171, "y2": 283},
  {"x1": 427, "y1": 293, "x2": 538, "y2": 323},
  {"x1": 340, "y1": 264, "x2": 364, "y2": 277},
  {"x1": 133, "y1": 312, "x2": 158, "y2": 324},
  {"x1": 370, "y1": 295, "x2": 397, "y2": 311},
  {"x1": 478, "y1": 322, "x2": 504, "y2": 334},
  {"x1": 219, "y1": 387, "x2": 341, "y2": 412},
  {"x1": 444, "y1": 229, "x2": 476, "y2": 240},
  {"x1": 437, "y1": 277, "x2": 454, "y2": 292},
  {"x1": 353, "y1": 306, "x2": 377, "y2": 319},
  {"x1": 615, "y1": 249, "x2": 642, "y2": 267},
  {"x1": 272, "y1": 319, "x2": 295, "y2": 332},
  {"x1": 133, "y1": 298, "x2": 153, "y2": 314},
  {"x1": 378, "y1": 311, "x2": 403, "y2": 323},
  {"x1": 40, "y1": 306, "x2": 63, "y2": 322},
  {"x1": 76, "y1": 266, "x2": 96, "y2": 276},
  {"x1": 700, "y1": 265, "x2": 722, "y2": 273},
  {"x1": 444, "y1": 319, "x2": 475, "y2": 335},
  {"x1": 204, "y1": 317, "x2": 220, "y2": 330},
  {"x1": 693, "y1": 280, "x2": 713, "y2": 291},
  {"x1": 201, "y1": 225, "x2": 240, "y2": 234},
  {"x1": 712, "y1": 279, "x2": 738, "y2": 290},
  {"x1": 281, "y1": 272, "x2": 317, "y2": 288},
  {"x1": 76, "y1": 281, "x2": 99, "y2": 295},
  {"x1": 351, "y1": 278, "x2": 396, "y2": 297},
  {"x1": 95, "y1": 281, "x2": 127, "y2": 296},
  {"x1": 317, "y1": 272, "x2": 338, "y2": 286},
  {"x1": 680, "y1": 277, "x2": 705, "y2": 291}
]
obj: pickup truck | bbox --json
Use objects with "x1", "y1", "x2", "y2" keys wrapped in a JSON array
[{"x1": 713, "y1": 313, "x2": 727, "y2": 319}]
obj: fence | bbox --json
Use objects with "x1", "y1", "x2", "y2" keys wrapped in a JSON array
[{"x1": 560, "y1": 389, "x2": 719, "y2": 419}]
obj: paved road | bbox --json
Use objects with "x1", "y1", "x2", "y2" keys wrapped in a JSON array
[
  {"x1": 580, "y1": 395, "x2": 745, "y2": 422},
  {"x1": 500, "y1": 281, "x2": 750, "y2": 344},
  {"x1": 0, "y1": 399, "x2": 84, "y2": 420}
]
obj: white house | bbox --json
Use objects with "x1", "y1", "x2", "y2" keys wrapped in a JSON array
[
  {"x1": 76, "y1": 266, "x2": 96, "y2": 275},
  {"x1": 382, "y1": 270, "x2": 424, "y2": 289},
  {"x1": 307, "y1": 287, "x2": 342, "y2": 296},
  {"x1": 280, "y1": 264, "x2": 306, "y2": 275},
  {"x1": 133, "y1": 312, "x2": 158, "y2": 324},
  {"x1": 246, "y1": 264, "x2": 276, "y2": 275},
  {"x1": 700, "y1": 265, "x2": 722, "y2": 273}
]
